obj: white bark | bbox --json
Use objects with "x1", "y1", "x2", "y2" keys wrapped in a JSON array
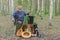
[
  {"x1": 50, "y1": 0, "x2": 53, "y2": 20},
  {"x1": 42, "y1": 0, "x2": 44, "y2": 19},
  {"x1": 11, "y1": 0, "x2": 14, "y2": 14},
  {"x1": 49, "y1": 0, "x2": 54, "y2": 25},
  {"x1": 37, "y1": 0, "x2": 40, "y2": 13}
]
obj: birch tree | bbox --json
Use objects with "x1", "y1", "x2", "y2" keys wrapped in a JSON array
[
  {"x1": 11, "y1": 0, "x2": 14, "y2": 14},
  {"x1": 49, "y1": 0, "x2": 54, "y2": 26},
  {"x1": 41, "y1": 0, "x2": 44, "y2": 19},
  {"x1": 37, "y1": 0, "x2": 40, "y2": 13}
]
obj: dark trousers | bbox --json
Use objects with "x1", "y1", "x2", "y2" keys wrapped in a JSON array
[{"x1": 14, "y1": 21, "x2": 23, "y2": 34}]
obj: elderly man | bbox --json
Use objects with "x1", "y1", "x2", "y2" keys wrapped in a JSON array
[{"x1": 11, "y1": 6, "x2": 26, "y2": 34}]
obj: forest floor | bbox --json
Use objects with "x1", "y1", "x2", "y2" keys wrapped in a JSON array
[{"x1": 0, "y1": 15, "x2": 60, "y2": 40}]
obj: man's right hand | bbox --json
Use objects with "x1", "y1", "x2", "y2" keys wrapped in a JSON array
[
  {"x1": 12, "y1": 20, "x2": 15, "y2": 22},
  {"x1": 11, "y1": 18, "x2": 15, "y2": 22}
]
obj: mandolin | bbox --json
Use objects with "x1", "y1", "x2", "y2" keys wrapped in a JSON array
[{"x1": 16, "y1": 27, "x2": 23, "y2": 37}]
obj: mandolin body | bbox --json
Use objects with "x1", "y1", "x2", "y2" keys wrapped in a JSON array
[{"x1": 16, "y1": 28, "x2": 23, "y2": 37}]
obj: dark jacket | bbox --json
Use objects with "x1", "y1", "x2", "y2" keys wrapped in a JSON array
[{"x1": 12, "y1": 10, "x2": 26, "y2": 21}]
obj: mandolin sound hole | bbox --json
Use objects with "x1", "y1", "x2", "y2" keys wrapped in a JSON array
[{"x1": 23, "y1": 32, "x2": 30, "y2": 36}]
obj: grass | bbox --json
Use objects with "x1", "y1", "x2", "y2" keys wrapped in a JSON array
[{"x1": 0, "y1": 15, "x2": 60, "y2": 40}]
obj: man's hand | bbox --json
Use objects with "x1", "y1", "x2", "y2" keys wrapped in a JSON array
[
  {"x1": 12, "y1": 19, "x2": 15, "y2": 22},
  {"x1": 11, "y1": 18, "x2": 15, "y2": 22}
]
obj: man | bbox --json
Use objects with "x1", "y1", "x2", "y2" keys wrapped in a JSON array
[
  {"x1": 26, "y1": 10, "x2": 39, "y2": 36},
  {"x1": 11, "y1": 6, "x2": 26, "y2": 34}
]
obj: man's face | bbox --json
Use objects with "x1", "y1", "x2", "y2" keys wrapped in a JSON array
[{"x1": 18, "y1": 6, "x2": 23, "y2": 11}]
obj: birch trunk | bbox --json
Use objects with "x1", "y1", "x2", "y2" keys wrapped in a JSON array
[
  {"x1": 11, "y1": 0, "x2": 14, "y2": 14},
  {"x1": 49, "y1": 0, "x2": 54, "y2": 26},
  {"x1": 41, "y1": 0, "x2": 44, "y2": 19},
  {"x1": 37, "y1": 0, "x2": 40, "y2": 13}
]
